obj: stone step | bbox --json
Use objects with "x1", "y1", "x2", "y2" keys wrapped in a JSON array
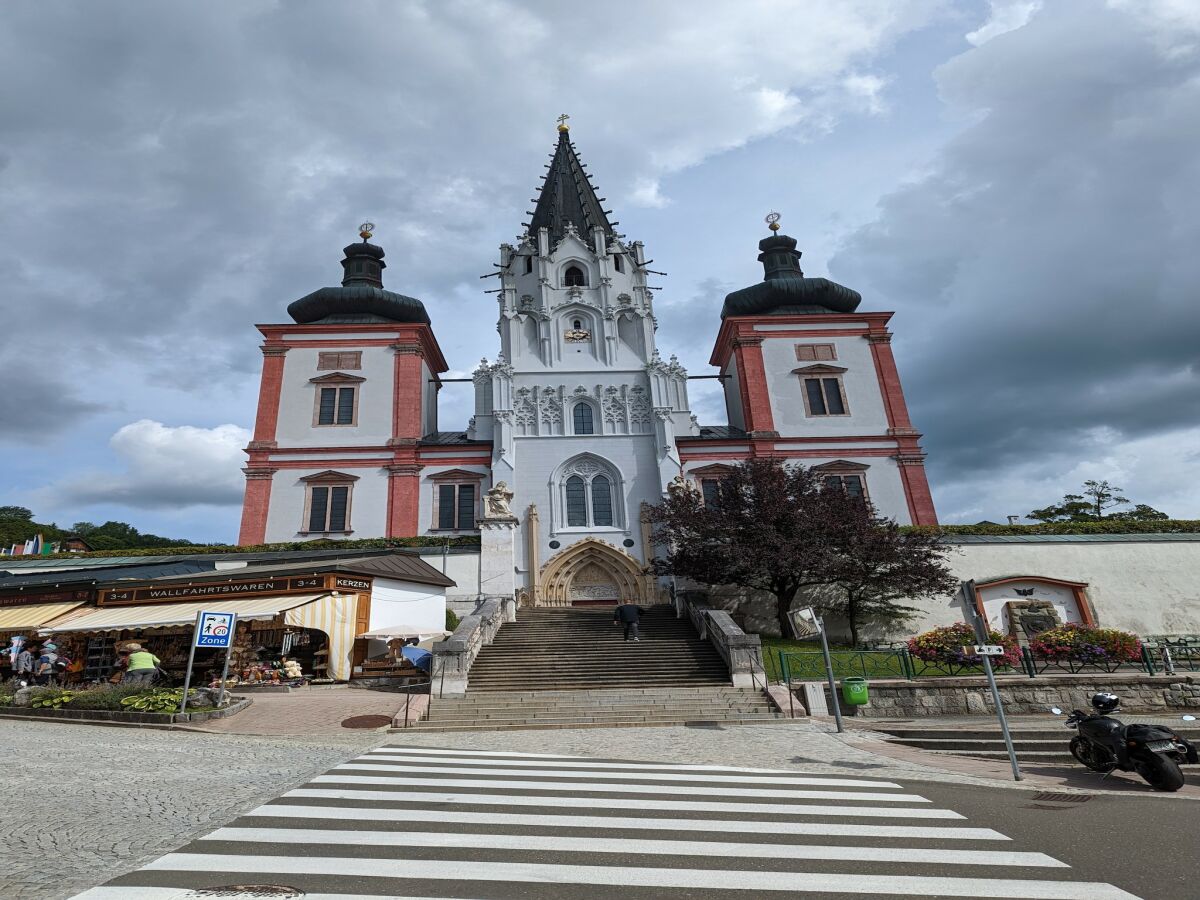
[
  {"x1": 400, "y1": 717, "x2": 793, "y2": 733},
  {"x1": 427, "y1": 704, "x2": 777, "y2": 720}
]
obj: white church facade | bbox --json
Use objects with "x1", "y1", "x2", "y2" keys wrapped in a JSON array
[{"x1": 238, "y1": 122, "x2": 937, "y2": 606}]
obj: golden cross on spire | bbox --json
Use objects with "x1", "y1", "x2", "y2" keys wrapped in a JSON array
[{"x1": 557, "y1": 112, "x2": 571, "y2": 132}]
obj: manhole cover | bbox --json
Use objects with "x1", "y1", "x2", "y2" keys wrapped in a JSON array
[
  {"x1": 184, "y1": 887, "x2": 303, "y2": 899},
  {"x1": 340, "y1": 714, "x2": 393, "y2": 729},
  {"x1": 1032, "y1": 792, "x2": 1092, "y2": 803}
]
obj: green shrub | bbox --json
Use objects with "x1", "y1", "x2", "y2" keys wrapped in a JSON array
[
  {"x1": 30, "y1": 687, "x2": 77, "y2": 709},
  {"x1": 446, "y1": 608, "x2": 461, "y2": 632},
  {"x1": 119, "y1": 688, "x2": 209, "y2": 714},
  {"x1": 1030, "y1": 624, "x2": 1141, "y2": 663},
  {"x1": 904, "y1": 519, "x2": 1200, "y2": 536},
  {"x1": 64, "y1": 684, "x2": 150, "y2": 710}
]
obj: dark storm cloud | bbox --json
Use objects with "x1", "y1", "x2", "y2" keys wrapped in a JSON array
[
  {"x1": 832, "y1": 1, "x2": 1200, "y2": 491},
  {"x1": 0, "y1": 380, "x2": 104, "y2": 442}
]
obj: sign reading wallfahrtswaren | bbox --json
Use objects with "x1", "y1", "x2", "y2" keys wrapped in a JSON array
[{"x1": 98, "y1": 573, "x2": 371, "y2": 606}]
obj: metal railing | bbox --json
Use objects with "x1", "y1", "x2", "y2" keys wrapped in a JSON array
[{"x1": 775, "y1": 645, "x2": 1183, "y2": 682}]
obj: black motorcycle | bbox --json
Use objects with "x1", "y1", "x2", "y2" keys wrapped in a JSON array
[{"x1": 1058, "y1": 692, "x2": 1197, "y2": 792}]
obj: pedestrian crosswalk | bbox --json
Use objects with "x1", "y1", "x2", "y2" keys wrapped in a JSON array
[{"x1": 71, "y1": 746, "x2": 1137, "y2": 899}]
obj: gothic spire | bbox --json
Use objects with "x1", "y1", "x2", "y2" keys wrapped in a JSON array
[{"x1": 526, "y1": 119, "x2": 615, "y2": 244}]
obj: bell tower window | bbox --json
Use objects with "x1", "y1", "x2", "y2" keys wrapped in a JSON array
[
  {"x1": 572, "y1": 402, "x2": 595, "y2": 435},
  {"x1": 564, "y1": 265, "x2": 586, "y2": 287}
]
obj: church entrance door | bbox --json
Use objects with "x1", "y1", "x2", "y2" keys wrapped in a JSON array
[{"x1": 535, "y1": 537, "x2": 657, "y2": 607}]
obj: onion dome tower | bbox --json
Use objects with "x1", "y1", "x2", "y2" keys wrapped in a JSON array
[
  {"x1": 286, "y1": 225, "x2": 430, "y2": 325},
  {"x1": 721, "y1": 216, "x2": 861, "y2": 318}
]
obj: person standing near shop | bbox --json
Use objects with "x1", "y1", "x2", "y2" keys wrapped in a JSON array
[
  {"x1": 123, "y1": 644, "x2": 161, "y2": 686},
  {"x1": 14, "y1": 641, "x2": 37, "y2": 685}
]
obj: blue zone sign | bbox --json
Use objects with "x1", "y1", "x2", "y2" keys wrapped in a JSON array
[{"x1": 196, "y1": 611, "x2": 236, "y2": 648}]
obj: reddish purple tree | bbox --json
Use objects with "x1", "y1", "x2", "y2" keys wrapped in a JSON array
[{"x1": 644, "y1": 457, "x2": 956, "y2": 643}]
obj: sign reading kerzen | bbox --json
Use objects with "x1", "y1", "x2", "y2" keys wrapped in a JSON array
[{"x1": 195, "y1": 611, "x2": 236, "y2": 648}]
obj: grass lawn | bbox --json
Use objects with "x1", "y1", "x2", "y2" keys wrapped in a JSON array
[{"x1": 757, "y1": 636, "x2": 1023, "y2": 683}]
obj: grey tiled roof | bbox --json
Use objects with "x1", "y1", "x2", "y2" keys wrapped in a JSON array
[
  {"x1": 683, "y1": 426, "x2": 749, "y2": 440},
  {"x1": 420, "y1": 431, "x2": 492, "y2": 446}
]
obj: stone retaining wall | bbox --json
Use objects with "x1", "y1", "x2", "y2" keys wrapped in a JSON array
[{"x1": 804, "y1": 673, "x2": 1200, "y2": 717}]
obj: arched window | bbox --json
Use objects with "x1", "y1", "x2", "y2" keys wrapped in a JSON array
[
  {"x1": 572, "y1": 319, "x2": 582, "y2": 330},
  {"x1": 591, "y1": 475, "x2": 613, "y2": 526},
  {"x1": 572, "y1": 402, "x2": 594, "y2": 435},
  {"x1": 524, "y1": 255, "x2": 533, "y2": 274},
  {"x1": 556, "y1": 455, "x2": 623, "y2": 530},
  {"x1": 565, "y1": 476, "x2": 587, "y2": 526},
  {"x1": 564, "y1": 265, "x2": 586, "y2": 287},
  {"x1": 613, "y1": 254, "x2": 623, "y2": 273}
]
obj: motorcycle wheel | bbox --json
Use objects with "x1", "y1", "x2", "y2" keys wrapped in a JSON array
[
  {"x1": 1132, "y1": 753, "x2": 1185, "y2": 792},
  {"x1": 1069, "y1": 737, "x2": 1110, "y2": 772}
]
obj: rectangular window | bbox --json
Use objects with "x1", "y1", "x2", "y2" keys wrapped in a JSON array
[
  {"x1": 700, "y1": 478, "x2": 721, "y2": 507},
  {"x1": 804, "y1": 377, "x2": 848, "y2": 416},
  {"x1": 456, "y1": 484, "x2": 476, "y2": 531},
  {"x1": 823, "y1": 474, "x2": 865, "y2": 499},
  {"x1": 317, "y1": 351, "x2": 362, "y2": 370},
  {"x1": 307, "y1": 484, "x2": 352, "y2": 532},
  {"x1": 566, "y1": 477, "x2": 587, "y2": 527},
  {"x1": 795, "y1": 343, "x2": 837, "y2": 362},
  {"x1": 436, "y1": 484, "x2": 477, "y2": 530},
  {"x1": 316, "y1": 385, "x2": 357, "y2": 425}
]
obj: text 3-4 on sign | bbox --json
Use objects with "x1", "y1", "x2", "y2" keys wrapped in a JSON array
[{"x1": 196, "y1": 611, "x2": 236, "y2": 648}]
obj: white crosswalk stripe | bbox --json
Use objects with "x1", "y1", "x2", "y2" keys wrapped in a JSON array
[{"x1": 69, "y1": 747, "x2": 1141, "y2": 900}]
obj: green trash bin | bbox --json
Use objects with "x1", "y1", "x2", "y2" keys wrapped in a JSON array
[{"x1": 841, "y1": 677, "x2": 869, "y2": 706}]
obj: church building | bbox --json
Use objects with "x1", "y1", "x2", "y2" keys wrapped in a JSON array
[{"x1": 237, "y1": 121, "x2": 937, "y2": 606}]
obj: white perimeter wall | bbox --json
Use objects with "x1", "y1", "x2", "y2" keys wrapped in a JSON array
[
  {"x1": 915, "y1": 539, "x2": 1200, "y2": 637},
  {"x1": 275, "y1": 345, "x2": 394, "y2": 448},
  {"x1": 414, "y1": 549, "x2": 481, "y2": 609}
]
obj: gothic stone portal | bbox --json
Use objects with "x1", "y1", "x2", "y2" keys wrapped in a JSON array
[
  {"x1": 536, "y1": 537, "x2": 657, "y2": 607},
  {"x1": 568, "y1": 562, "x2": 621, "y2": 604}
]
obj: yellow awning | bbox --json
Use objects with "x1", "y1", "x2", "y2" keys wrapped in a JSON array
[
  {"x1": 39, "y1": 593, "x2": 329, "y2": 635},
  {"x1": 0, "y1": 601, "x2": 86, "y2": 632}
]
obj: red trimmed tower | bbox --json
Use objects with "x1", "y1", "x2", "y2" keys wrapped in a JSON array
[
  {"x1": 237, "y1": 226, "x2": 449, "y2": 544},
  {"x1": 677, "y1": 223, "x2": 937, "y2": 525}
]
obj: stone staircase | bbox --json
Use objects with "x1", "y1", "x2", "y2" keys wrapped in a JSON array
[
  {"x1": 874, "y1": 721, "x2": 1200, "y2": 765},
  {"x1": 406, "y1": 605, "x2": 783, "y2": 731},
  {"x1": 469, "y1": 604, "x2": 731, "y2": 692}
]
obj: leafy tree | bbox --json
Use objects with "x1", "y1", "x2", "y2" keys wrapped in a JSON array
[
  {"x1": 644, "y1": 459, "x2": 836, "y2": 635},
  {"x1": 813, "y1": 502, "x2": 958, "y2": 646},
  {"x1": 1029, "y1": 479, "x2": 1167, "y2": 522},
  {"x1": 643, "y1": 458, "x2": 956, "y2": 642},
  {"x1": 0, "y1": 506, "x2": 34, "y2": 521}
]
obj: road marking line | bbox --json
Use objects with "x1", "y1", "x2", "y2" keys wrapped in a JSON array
[
  {"x1": 284, "y1": 788, "x2": 965, "y2": 818},
  {"x1": 250, "y1": 803, "x2": 1005, "y2": 838},
  {"x1": 367, "y1": 747, "x2": 898, "y2": 778},
  {"x1": 71, "y1": 890, "x2": 486, "y2": 900},
  {"x1": 310, "y1": 774, "x2": 927, "y2": 803},
  {"x1": 201, "y1": 826, "x2": 1065, "y2": 867},
  {"x1": 140, "y1": 853, "x2": 1139, "y2": 898},
  {"x1": 373, "y1": 747, "x2": 580, "y2": 759},
  {"x1": 337, "y1": 761, "x2": 904, "y2": 789}
]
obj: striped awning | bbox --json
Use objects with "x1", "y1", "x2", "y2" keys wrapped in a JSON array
[
  {"x1": 0, "y1": 601, "x2": 86, "y2": 633},
  {"x1": 286, "y1": 592, "x2": 358, "y2": 682},
  {"x1": 39, "y1": 594, "x2": 330, "y2": 635}
]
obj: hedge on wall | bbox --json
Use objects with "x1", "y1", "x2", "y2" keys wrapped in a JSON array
[
  {"x1": 36, "y1": 535, "x2": 481, "y2": 560},
  {"x1": 903, "y1": 519, "x2": 1200, "y2": 536}
]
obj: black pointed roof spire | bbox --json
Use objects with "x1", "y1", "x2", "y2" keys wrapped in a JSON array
[{"x1": 526, "y1": 115, "x2": 614, "y2": 244}]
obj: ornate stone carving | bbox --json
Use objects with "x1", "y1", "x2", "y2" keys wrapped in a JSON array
[
  {"x1": 539, "y1": 388, "x2": 563, "y2": 426},
  {"x1": 513, "y1": 388, "x2": 536, "y2": 428},
  {"x1": 483, "y1": 481, "x2": 515, "y2": 519},
  {"x1": 564, "y1": 329, "x2": 591, "y2": 342}
]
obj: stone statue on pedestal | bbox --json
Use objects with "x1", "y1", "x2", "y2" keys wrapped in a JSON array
[{"x1": 483, "y1": 481, "x2": 515, "y2": 520}]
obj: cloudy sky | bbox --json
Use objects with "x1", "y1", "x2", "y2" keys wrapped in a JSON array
[{"x1": 2, "y1": 0, "x2": 1198, "y2": 542}]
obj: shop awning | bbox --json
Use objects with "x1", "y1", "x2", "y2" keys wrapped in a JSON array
[
  {"x1": 39, "y1": 594, "x2": 329, "y2": 635},
  {"x1": 0, "y1": 601, "x2": 86, "y2": 633},
  {"x1": 357, "y1": 625, "x2": 451, "y2": 641}
]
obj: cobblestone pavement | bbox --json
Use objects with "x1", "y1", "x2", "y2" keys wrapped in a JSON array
[
  {"x1": 0, "y1": 721, "x2": 385, "y2": 900},
  {"x1": 194, "y1": 685, "x2": 405, "y2": 735}
]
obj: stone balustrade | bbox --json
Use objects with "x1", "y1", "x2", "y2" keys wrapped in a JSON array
[
  {"x1": 430, "y1": 597, "x2": 504, "y2": 698},
  {"x1": 676, "y1": 592, "x2": 766, "y2": 689}
]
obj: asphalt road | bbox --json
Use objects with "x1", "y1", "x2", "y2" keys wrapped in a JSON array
[
  {"x1": 917, "y1": 779, "x2": 1199, "y2": 899},
  {"x1": 69, "y1": 745, "x2": 1199, "y2": 899}
]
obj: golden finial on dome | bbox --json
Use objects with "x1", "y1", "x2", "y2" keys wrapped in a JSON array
[
  {"x1": 557, "y1": 113, "x2": 571, "y2": 133},
  {"x1": 765, "y1": 211, "x2": 781, "y2": 233},
  {"x1": 359, "y1": 221, "x2": 375, "y2": 240}
]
